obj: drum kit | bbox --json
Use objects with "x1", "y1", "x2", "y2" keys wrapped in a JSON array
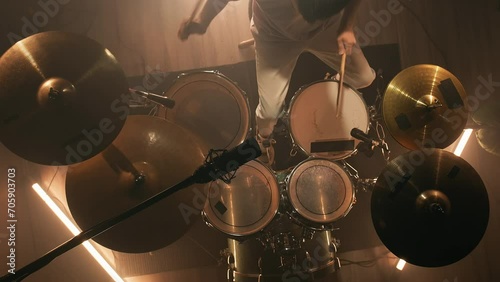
[{"x1": 0, "y1": 31, "x2": 490, "y2": 282}]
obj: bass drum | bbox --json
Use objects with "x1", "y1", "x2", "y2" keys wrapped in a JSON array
[
  {"x1": 286, "y1": 80, "x2": 369, "y2": 160},
  {"x1": 286, "y1": 158, "x2": 355, "y2": 229},
  {"x1": 163, "y1": 71, "x2": 251, "y2": 150},
  {"x1": 203, "y1": 160, "x2": 280, "y2": 237}
]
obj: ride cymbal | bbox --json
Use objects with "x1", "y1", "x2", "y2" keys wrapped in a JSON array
[
  {"x1": 371, "y1": 149, "x2": 489, "y2": 267},
  {"x1": 0, "y1": 31, "x2": 129, "y2": 165},
  {"x1": 66, "y1": 115, "x2": 207, "y2": 253},
  {"x1": 383, "y1": 65, "x2": 468, "y2": 150}
]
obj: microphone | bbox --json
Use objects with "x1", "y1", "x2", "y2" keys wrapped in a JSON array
[
  {"x1": 351, "y1": 128, "x2": 389, "y2": 153},
  {"x1": 129, "y1": 88, "x2": 175, "y2": 109},
  {"x1": 193, "y1": 137, "x2": 262, "y2": 184},
  {"x1": 351, "y1": 128, "x2": 381, "y2": 147}
]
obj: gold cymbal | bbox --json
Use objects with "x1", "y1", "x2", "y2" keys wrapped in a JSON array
[
  {"x1": 371, "y1": 149, "x2": 489, "y2": 267},
  {"x1": 0, "y1": 31, "x2": 129, "y2": 165},
  {"x1": 66, "y1": 115, "x2": 207, "y2": 253},
  {"x1": 383, "y1": 65, "x2": 468, "y2": 150}
]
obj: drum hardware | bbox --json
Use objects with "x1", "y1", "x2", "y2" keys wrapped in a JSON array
[
  {"x1": 224, "y1": 229, "x2": 339, "y2": 282},
  {"x1": 371, "y1": 149, "x2": 489, "y2": 267},
  {"x1": 0, "y1": 31, "x2": 129, "y2": 165},
  {"x1": 129, "y1": 88, "x2": 175, "y2": 109},
  {"x1": 355, "y1": 178, "x2": 377, "y2": 193},
  {"x1": 382, "y1": 64, "x2": 468, "y2": 150}
]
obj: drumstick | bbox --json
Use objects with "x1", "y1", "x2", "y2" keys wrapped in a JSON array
[{"x1": 336, "y1": 52, "x2": 347, "y2": 118}]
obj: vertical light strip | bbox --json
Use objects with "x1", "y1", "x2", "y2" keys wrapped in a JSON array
[
  {"x1": 453, "y1": 129, "x2": 473, "y2": 157},
  {"x1": 32, "y1": 183, "x2": 124, "y2": 282},
  {"x1": 396, "y1": 259, "x2": 406, "y2": 271}
]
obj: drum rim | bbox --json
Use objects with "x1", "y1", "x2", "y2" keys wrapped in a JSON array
[
  {"x1": 163, "y1": 70, "x2": 252, "y2": 150},
  {"x1": 203, "y1": 160, "x2": 280, "y2": 237},
  {"x1": 286, "y1": 79, "x2": 370, "y2": 160},
  {"x1": 287, "y1": 158, "x2": 355, "y2": 224}
]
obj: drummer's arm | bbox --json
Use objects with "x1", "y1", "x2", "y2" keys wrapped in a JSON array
[
  {"x1": 178, "y1": 0, "x2": 237, "y2": 40},
  {"x1": 337, "y1": 0, "x2": 362, "y2": 55}
]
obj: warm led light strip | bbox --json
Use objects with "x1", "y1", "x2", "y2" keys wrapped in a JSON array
[
  {"x1": 396, "y1": 259, "x2": 406, "y2": 270},
  {"x1": 32, "y1": 183, "x2": 124, "y2": 282},
  {"x1": 453, "y1": 129, "x2": 473, "y2": 157}
]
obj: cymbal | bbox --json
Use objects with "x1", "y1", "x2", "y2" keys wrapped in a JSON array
[
  {"x1": 371, "y1": 149, "x2": 489, "y2": 267},
  {"x1": 476, "y1": 128, "x2": 500, "y2": 157},
  {"x1": 383, "y1": 65, "x2": 468, "y2": 150},
  {"x1": 0, "y1": 31, "x2": 129, "y2": 165},
  {"x1": 472, "y1": 97, "x2": 500, "y2": 128},
  {"x1": 66, "y1": 115, "x2": 207, "y2": 253}
]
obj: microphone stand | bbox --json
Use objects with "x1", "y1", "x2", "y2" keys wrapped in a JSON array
[{"x1": 0, "y1": 138, "x2": 261, "y2": 282}]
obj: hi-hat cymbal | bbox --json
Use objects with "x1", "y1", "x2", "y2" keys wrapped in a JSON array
[
  {"x1": 66, "y1": 115, "x2": 207, "y2": 253},
  {"x1": 0, "y1": 31, "x2": 129, "y2": 165},
  {"x1": 371, "y1": 149, "x2": 489, "y2": 267},
  {"x1": 383, "y1": 65, "x2": 468, "y2": 150}
]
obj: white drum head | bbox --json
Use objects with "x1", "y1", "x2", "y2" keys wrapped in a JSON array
[
  {"x1": 288, "y1": 80, "x2": 369, "y2": 159},
  {"x1": 288, "y1": 159, "x2": 354, "y2": 224},
  {"x1": 204, "y1": 160, "x2": 280, "y2": 237}
]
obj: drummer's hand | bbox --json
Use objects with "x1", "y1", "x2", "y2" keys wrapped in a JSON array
[
  {"x1": 337, "y1": 29, "x2": 356, "y2": 55},
  {"x1": 178, "y1": 19, "x2": 207, "y2": 41}
]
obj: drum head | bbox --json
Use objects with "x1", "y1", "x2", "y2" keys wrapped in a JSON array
[
  {"x1": 288, "y1": 159, "x2": 354, "y2": 224},
  {"x1": 164, "y1": 71, "x2": 250, "y2": 150},
  {"x1": 288, "y1": 80, "x2": 369, "y2": 160},
  {"x1": 204, "y1": 161, "x2": 280, "y2": 237}
]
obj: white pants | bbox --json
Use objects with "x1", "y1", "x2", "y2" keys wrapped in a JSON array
[{"x1": 251, "y1": 14, "x2": 375, "y2": 137}]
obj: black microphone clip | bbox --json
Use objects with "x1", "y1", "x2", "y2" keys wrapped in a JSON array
[
  {"x1": 193, "y1": 137, "x2": 262, "y2": 184},
  {"x1": 351, "y1": 128, "x2": 389, "y2": 152}
]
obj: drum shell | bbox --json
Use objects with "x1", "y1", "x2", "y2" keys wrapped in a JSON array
[{"x1": 227, "y1": 228, "x2": 338, "y2": 282}]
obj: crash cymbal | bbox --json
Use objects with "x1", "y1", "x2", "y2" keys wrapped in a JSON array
[
  {"x1": 371, "y1": 149, "x2": 489, "y2": 267},
  {"x1": 0, "y1": 31, "x2": 129, "y2": 165},
  {"x1": 66, "y1": 115, "x2": 207, "y2": 253},
  {"x1": 383, "y1": 65, "x2": 468, "y2": 150}
]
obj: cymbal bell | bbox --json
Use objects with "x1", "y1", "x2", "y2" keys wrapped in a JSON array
[
  {"x1": 66, "y1": 115, "x2": 207, "y2": 253},
  {"x1": 383, "y1": 65, "x2": 469, "y2": 150},
  {"x1": 0, "y1": 31, "x2": 129, "y2": 165},
  {"x1": 371, "y1": 149, "x2": 489, "y2": 267}
]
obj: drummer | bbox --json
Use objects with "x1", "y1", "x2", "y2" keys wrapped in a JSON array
[{"x1": 178, "y1": 0, "x2": 375, "y2": 165}]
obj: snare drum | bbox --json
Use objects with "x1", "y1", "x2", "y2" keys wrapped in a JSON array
[
  {"x1": 286, "y1": 158, "x2": 355, "y2": 228},
  {"x1": 286, "y1": 80, "x2": 369, "y2": 159},
  {"x1": 203, "y1": 160, "x2": 280, "y2": 237},
  {"x1": 163, "y1": 71, "x2": 251, "y2": 150}
]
